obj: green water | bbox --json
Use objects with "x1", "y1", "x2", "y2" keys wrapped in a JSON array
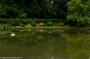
[{"x1": 0, "y1": 27, "x2": 90, "y2": 59}]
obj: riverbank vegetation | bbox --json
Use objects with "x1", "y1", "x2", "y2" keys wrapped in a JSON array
[
  {"x1": 0, "y1": 0, "x2": 90, "y2": 44},
  {"x1": 0, "y1": 0, "x2": 89, "y2": 27},
  {"x1": 0, "y1": 0, "x2": 90, "y2": 59},
  {"x1": 67, "y1": 0, "x2": 90, "y2": 26}
]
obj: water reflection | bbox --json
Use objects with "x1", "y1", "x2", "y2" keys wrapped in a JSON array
[
  {"x1": 0, "y1": 28, "x2": 90, "y2": 59},
  {"x1": 65, "y1": 27, "x2": 90, "y2": 59}
]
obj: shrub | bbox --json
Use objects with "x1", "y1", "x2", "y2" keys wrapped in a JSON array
[
  {"x1": 67, "y1": 0, "x2": 90, "y2": 26},
  {"x1": 46, "y1": 21, "x2": 54, "y2": 26}
]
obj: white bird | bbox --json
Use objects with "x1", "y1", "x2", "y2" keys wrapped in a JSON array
[{"x1": 11, "y1": 32, "x2": 16, "y2": 37}]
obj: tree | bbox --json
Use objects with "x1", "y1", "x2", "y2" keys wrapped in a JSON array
[
  {"x1": 67, "y1": 0, "x2": 90, "y2": 25},
  {"x1": 0, "y1": 0, "x2": 67, "y2": 19}
]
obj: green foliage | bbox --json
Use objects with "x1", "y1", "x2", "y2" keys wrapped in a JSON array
[
  {"x1": 0, "y1": 4, "x2": 7, "y2": 17},
  {"x1": 46, "y1": 21, "x2": 54, "y2": 26},
  {"x1": 67, "y1": 0, "x2": 90, "y2": 26},
  {"x1": 0, "y1": 18, "x2": 37, "y2": 26},
  {"x1": 30, "y1": 20, "x2": 36, "y2": 26},
  {"x1": 0, "y1": 0, "x2": 66, "y2": 19}
]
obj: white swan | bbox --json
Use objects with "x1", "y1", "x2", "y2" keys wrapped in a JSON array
[{"x1": 11, "y1": 32, "x2": 16, "y2": 37}]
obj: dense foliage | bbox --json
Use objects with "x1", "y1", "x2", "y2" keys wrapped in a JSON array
[
  {"x1": 0, "y1": 0, "x2": 66, "y2": 19},
  {"x1": 67, "y1": 0, "x2": 90, "y2": 25},
  {"x1": 0, "y1": 0, "x2": 90, "y2": 26}
]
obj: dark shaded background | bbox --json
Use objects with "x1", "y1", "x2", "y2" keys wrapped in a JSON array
[{"x1": 0, "y1": 0, "x2": 67, "y2": 19}]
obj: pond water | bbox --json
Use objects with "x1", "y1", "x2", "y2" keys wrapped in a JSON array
[{"x1": 0, "y1": 27, "x2": 90, "y2": 59}]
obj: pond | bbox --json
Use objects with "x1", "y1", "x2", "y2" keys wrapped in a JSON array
[{"x1": 0, "y1": 27, "x2": 90, "y2": 59}]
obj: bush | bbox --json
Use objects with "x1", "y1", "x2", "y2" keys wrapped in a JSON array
[
  {"x1": 0, "y1": 4, "x2": 7, "y2": 17},
  {"x1": 67, "y1": 0, "x2": 90, "y2": 26},
  {"x1": 46, "y1": 21, "x2": 54, "y2": 26},
  {"x1": 30, "y1": 20, "x2": 36, "y2": 26},
  {"x1": 67, "y1": 15, "x2": 90, "y2": 26}
]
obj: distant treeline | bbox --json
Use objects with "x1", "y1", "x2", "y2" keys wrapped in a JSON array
[{"x1": 0, "y1": 0, "x2": 67, "y2": 19}]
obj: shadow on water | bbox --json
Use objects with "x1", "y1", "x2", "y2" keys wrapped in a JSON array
[
  {"x1": 64, "y1": 27, "x2": 90, "y2": 59},
  {"x1": 0, "y1": 27, "x2": 90, "y2": 59},
  {"x1": 0, "y1": 28, "x2": 66, "y2": 59}
]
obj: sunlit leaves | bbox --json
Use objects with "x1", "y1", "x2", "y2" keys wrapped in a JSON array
[{"x1": 67, "y1": 0, "x2": 90, "y2": 25}]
